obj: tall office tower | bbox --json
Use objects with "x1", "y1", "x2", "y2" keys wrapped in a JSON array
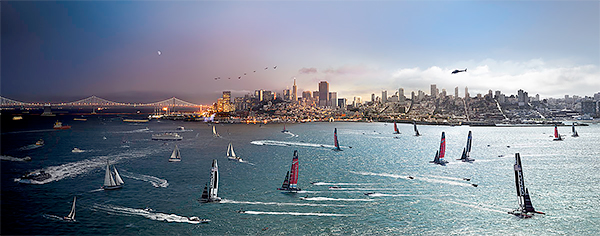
[
  {"x1": 411, "y1": 91, "x2": 416, "y2": 100},
  {"x1": 338, "y1": 98, "x2": 347, "y2": 110},
  {"x1": 329, "y1": 92, "x2": 337, "y2": 108},
  {"x1": 371, "y1": 93, "x2": 376, "y2": 103},
  {"x1": 302, "y1": 91, "x2": 312, "y2": 101},
  {"x1": 430, "y1": 84, "x2": 437, "y2": 98},
  {"x1": 441, "y1": 89, "x2": 447, "y2": 98},
  {"x1": 398, "y1": 88, "x2": 405, "y2": 102},
  {"x1": 382, "y1": 90, "x2": 388, "y2": 103},
  {"x1": 283, "y1": 89, "x2": 291, "y2": 101},
  {"x1": 464, "y1": 87, "x2": 469, "y2": 99},
  {"x1": 455, "y1": 87, "x2": 459, "y2": 98},
  {"x1": 319, "y1": 81, "x2": 329, "y2": 107},
  {"x1": 313, "y1": 91, "x2": 319, "y2": 102},
  {"x1": 495, "y1": 90, "x2": 501, "y2": 99},
  {"x1": 292, "y1": 79, "x2": 298, "y2": 103},
  {"x1": 353, "y1": 96, "x2": 362, "y2": 107},
  {"x1": 255, "y1": 90, "x2": 264, "y2": 101},
  {"x1": 222, "y1": 91, "x2": 231, "y2": 103}
]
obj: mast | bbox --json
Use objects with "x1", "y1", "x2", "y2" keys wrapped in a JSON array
[
  {"x1": 230, "y1": 144, "x2": 236, "y2": 157},
  {"x1": 289, "y1": 150, "x2": 299, "y2": 190},
  {"x1": 514, "y1": 153, "x2": 537, "y2": 213},
  {"x1": 466, "y1": 131, "x2": 472, "y2": 157},
  {"x1": 439, "y1": 132, "x2": 446, "y2": 161},
  {"x1": 67, "y1": 196, "x2": 76, "y2": 220},
  {"x1": 171, "y1": 145, "x2": 179, "y2": 159},
  {"x1": 104, "y1": 161, "x2": 116, "y2": 187}
]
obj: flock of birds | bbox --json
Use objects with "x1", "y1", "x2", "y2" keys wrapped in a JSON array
[{"x1": 213, "y1": 66, "x2": 278, "y2": 81}]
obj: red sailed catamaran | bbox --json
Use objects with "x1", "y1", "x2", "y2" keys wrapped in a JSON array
[
  {"x1": 430, "y1": 132, "x2": 448, "y2": 165},
  {"x1": 393, "y1": 121, "x2": 400, "y2": 134},
  {"x1": 553, "y1": 124, "x2": 563, "y2": 141},
  {"x1": 278, "y1": 150, "x2": 301, "y2": 192},
  {"x1": 333, "y1": 128, "x2": 342, "y2": 151}
]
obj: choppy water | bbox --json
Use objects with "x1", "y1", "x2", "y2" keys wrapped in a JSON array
[{"x1": 2, "y1": 115, "x2": 599, "y2": 235}]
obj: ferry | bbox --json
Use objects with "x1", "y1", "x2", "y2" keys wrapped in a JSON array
[{"x1": 53, "y1": 121, "x2": 71, "y2": 130}]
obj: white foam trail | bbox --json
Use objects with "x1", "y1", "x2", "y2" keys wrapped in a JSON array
[
  {"x1": 1, "y1": 155, "x2": 31, "y2": 162},
  {"x1": 111, "y1": 127, "x2": 151, "y2": 134},
  {"x1": 311, "y1": 182, "x2": 375, "y2": 186},
  {"x1": 18, "y1": 144, "x2": 44, "y2": 151},
  {"x1": 351, "y1": 171, "x2": 474, "y2": 187},
  {"x1": 251, "y1": 140, "x2": 348, "y2": 149},
  {"x1": 423, "y1": 175, "x2": 471, "y2": 182},
  {"x1": 42, "y1": 214, "x2": 69, "y2": 221},
  {"x1": 3, "y1": 129, "x2": 57, "y2": 134},
  {"x1": 14, "y1": 147, "x2": 158, "y2": 185},
  {"x1": 284, "y1": 132, "x2": 299, "y2": 137},
  {"x1": 328, "y1": 187, "x2": 399, "y2": 191},
  {"x1": 365, "y1": 193, "x2": 446, "y2": 197},
  {"x1": 120, "y1": 171, "x2": 169, "y2": 188},
  {"x1": 242, "y1": 210, "x2": 354, "y2": 217},
  {"x1": 92, "y1": 204, "x2": 205, "y2": 224},
  {"x1": 429, "y1": 199, "x2": 507, "y2": 214},
  {"x1": 300, "y1": 197, "x2": 374, "y2": 202},
  {"x1": 220, "y1": 199, "x2": 347, "y2": 207}
]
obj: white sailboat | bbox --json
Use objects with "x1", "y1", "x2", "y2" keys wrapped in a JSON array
[
  {"x1": 64, "y1": 196, "x2": 76, "y2": 221},
  {"x1": 199, "y1": 159, "x2": 221, "y2": 203},
  {"x1": 103, "y1": 160, "x2": 124, "y2": 190},
  {"x1": 169, "y1": 145, "x2": 181, "y2": 162},
  {"x1": 226, "y1": 143, "x2": 242, "y2": 162},
  {"x1": 212, "y1": 126, "x2": 220, "y2": 137}
]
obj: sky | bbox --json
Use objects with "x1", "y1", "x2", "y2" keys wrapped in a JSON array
[{"x1": 2, "y1": 1, "x2": 599, "y2": 104}]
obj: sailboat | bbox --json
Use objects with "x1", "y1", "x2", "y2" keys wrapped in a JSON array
[
  {"x1": 64, "y1": 196, "x2": 76, "y2": 221},
  {"x1": 457, "y1": 131, "x2": 475, "y2": 162},
  {"x1": 278, "y1": 150, "x2": 301, "y2": 192},
  {"x1": 571, "y1": 123, "x2": 579, "y2": 137},
  {"x1": 509, "y1": 153, "x2": 545, "y2": 218},
  {"x1": 393, "y1": 121, "x2": 400, "y2": 134},
  {"x1": 553, "y1": 124, "x2": 563, "y2": 141},
  {"x1": 227, "y1": 143, "x2": 242, "y2": 162},
  {"x1": 212, "y1": 126, "x2": 220, "y2": 137},
  {"x1": 102, "y1": 160, "x2": 124, "y2": 190},
  {"x1": 169, "y1": 145, "x2": 181, "y2": 162},
  {"x1": 430, "y1": 132, "x2": 448, "y2": 165},
  {"x1": 281, "y1": 124, "x2": 288, "y2": 133},
  {"x1": 413, "y1": 122, "x2": 421, "y2": 136},
  {"x1": 333, "y1": 128, "x2": 342, "y2": 151},
  {"x1": 199, "y1": 160, "x2": 221, "y2": 202}
]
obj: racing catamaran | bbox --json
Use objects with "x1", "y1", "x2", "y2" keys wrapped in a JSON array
[
  {"x1": 571, "y1": 123, "x2": 579, "y2": 137},
  {"x1": 413, "y1": 122, "x2": 421, "y2": 136},
  {"x1": 333, "y1": 128, "x2": 342, "y2": 151},
  {"x1": 457, "y1": 131, "x2": 475, "y2": 162},
  {"x1": 278, "y1": 150, "x2": 301, "y2": 192},
  {"x1": 509, "y1": 153, "x2": 545, "y2": 218},
  {"x1": 430, "y1": 132, "x2": 448, "y2": 165},
  {"x1": 199, "y1": 160, "x2": 221, "y2": 202},
  {"x1": 553, "y1": 124, "x2": 563, "y2": 141},
  {"x1": 393, "y1": 121, "x2": 400, "y2": 134},
  {"x1": 63, "y1": 196, "x2": 76, "y2": 221}
]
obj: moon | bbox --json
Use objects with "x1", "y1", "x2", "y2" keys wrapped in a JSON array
[{"x1": 157, "y1": 50, "x2": 162, "y2": 56}]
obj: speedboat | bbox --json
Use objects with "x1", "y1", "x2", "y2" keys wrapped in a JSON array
[
  {"x1": 53, "y1": 121, "x2": 71, "y2": 130},
  {"x1": 188, "y1": 216, "x2": 210, "y2": 223},
  {"x1": 72, "y1": 148, "x2": 84, "y2": 153},
  {"x1": 35, "y1": 139, "x2": 44, "y2": 146},
  {"x1": 20, "y1": 170, "x2": 52, "y2": 182}
]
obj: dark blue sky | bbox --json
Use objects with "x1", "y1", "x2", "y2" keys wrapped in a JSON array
[{"x1": 2, "y1": 1, "x2": 598, "y2": 104}]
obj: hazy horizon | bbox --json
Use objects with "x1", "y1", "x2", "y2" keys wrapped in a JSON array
[{"x1": 2, "y1": 1, "x2": 598, "y2": 104}]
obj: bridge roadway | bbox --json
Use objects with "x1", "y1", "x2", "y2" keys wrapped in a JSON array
[{"x1": 1, "y1": 95, "x2": 206, "y2": 108}]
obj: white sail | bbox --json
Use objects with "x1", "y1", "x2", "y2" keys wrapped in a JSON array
[
  {"x1": 213, "y1": 126, "x2": 219, "y2": 137},
  {"x1": 227, "y1": 143, "x2": 236, "y2": 157},
  {"x1": 209, "y1": 160, "x2": 219, "y2": 199},
  {"x1": 67, "y1": 196, "x2": 76, "y2": 220},
  {"x1": 113, "y1": 166, "x2": 124, "y2": 185},
  {"x1": 104, "y1": 161, "x2": 115, "y2": 187},
  {"x1": 171, "y1": 145, "x2": 180, "y2": 159}
]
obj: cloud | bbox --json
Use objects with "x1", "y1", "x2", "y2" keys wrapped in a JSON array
[{"x1": 298, "y1": 67, "x2": 318, "y2": 74}]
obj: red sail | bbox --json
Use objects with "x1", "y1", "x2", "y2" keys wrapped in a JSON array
[
  {"x1": 554, "y1": 125, "x2": 559, "y2": 138},
  {"x1": 334, "y1": 128, "x2": 340, "y2": 149},
  {"x1": 394, "y1": 122, "x2": 398, "y2": 133},
  {"x1": 439, "y1": 132, "x2": 446, "y2": 159},
  {"x1": 289, "y1": 150, "x2": 299, "y2": 189}
]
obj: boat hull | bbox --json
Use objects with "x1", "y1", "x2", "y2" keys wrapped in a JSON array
[
  {"x1": 198, "y1": 197, "x2": 221, "y2": 203},
  {"x1": 103, "y1": 185, "x2": 123, "y2": 190},
  {"x1": 227, "y1": 156, "x2": 243, "y2": 162},
  {"x1": 168, "y1": 159, "x2": 181, "y2": 162}
]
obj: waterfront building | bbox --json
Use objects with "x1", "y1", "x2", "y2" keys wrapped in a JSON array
[{"x1": 582, "y1": 100, "x2": 597, "y2": 115}]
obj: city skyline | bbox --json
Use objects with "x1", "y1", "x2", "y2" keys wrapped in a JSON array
[{"x1": 2, "y1": 1, "x2": 598, "y2": 104}]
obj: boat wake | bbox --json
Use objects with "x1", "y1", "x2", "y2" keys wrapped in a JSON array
[
  {"x1": 120, "y1": 171, "x2": 169, "y2": 188},
  {"x1": 111, "y1": 127, "x2": 151, "y2": 134},
  {"x1": 300, "y1": 197, "x2": 374, "y2": 202},
  {"x1": 284, "y1": 132, "x2": 299, "y2": 137},
  {"x1": 311, "y1": 182, "x2": 375, "y2": 186},
  {"x1": 92, "y1": 204, "x2": 205, "y2": 224},
  {"x1": 42, "y1": 214, "x2": 72, "y2": 222},
  {"x1": 251, "y1": 140, "x2": 348, "y2": 149},
  {"x1": 423, "y1": 175, "x2": 472, "y2": 182},
  {"x1": 18, "y1": 144, "x2": 44, "y2": 151},
  {"x1": 220, "y1": 199, "x2": 347, "y2": 207},
  {"x1": 3, "y1": 129, "x2": 57, "y2": 135},
  {"x1": 241, "y1": 210, "x2": 354, "y2": 217},
  {"x1": 351, "y1": 171, "x2": 474, "y2": 187},
  {"x1": 14, "y1": 147, "x2": 158, "y2": 185},
  {"x1": 1, "y1": 155, "x2": 31, "y2": 162}
]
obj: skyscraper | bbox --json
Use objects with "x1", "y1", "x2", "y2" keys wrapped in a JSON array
[
  {"x1": 302, "y1": 91, "x2": 312, "y2": 101},
  {"x1": 455, "y1": 87, "x2": 459, "y2": 98},
  {"x1": 464, "y1": 87, "x2": 469, "y2": 99},
  {"x1": 292, "y1": 79, "x2": 297, "y2": 103},
  {"x1": 329, "y1": 92, "x2": 337, "y2": 108},
  {"x1": 430, "y1": 84, "x2": 437, "y2": 98},
  {"x1": 382, "y1": 90, "x2": 388, "y2": 103},
  {"x1": 371, "y1": 93, "x2": 376, "y2": 103},
  {"x1": 398, "y1": 88, "x2": 405, "y2": 102},
  {"x1": 319, "y1": 81, "x2": 329, "y2": 107}
]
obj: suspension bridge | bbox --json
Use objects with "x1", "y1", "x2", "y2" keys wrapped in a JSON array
[{"x1": 0, "y1": 95, "x2": 204, "y2": 108}]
